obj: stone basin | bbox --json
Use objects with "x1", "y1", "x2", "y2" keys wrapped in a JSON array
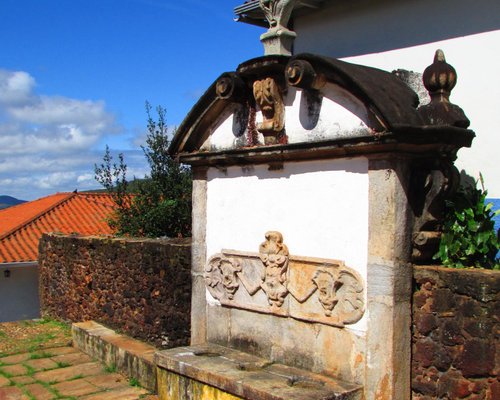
[{"x1": 155, "y1": 343, "x2": 362, "y2": 400}]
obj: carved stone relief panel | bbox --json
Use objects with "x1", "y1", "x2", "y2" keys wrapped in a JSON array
[{"x1": 204, "y1": 231, "x2": 365, "y2": 328}]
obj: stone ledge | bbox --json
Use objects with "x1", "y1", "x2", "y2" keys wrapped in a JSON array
[
  {"x1": 154, "y1": 343, "x2": 362, "y2": 400},
  {"x1": 72, "y1": 321, "x2": 157, "y2": 392}
]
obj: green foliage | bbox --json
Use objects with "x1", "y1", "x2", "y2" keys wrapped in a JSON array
[
  {"x1": 29, "y1": 351, "x2": 54, "y2": 359},
  {"x1": 95, "y1": 102, "x2": 192, "y2": 238},
  {"x1": 435, "y1": 175, "x2": 499, "y2": 269},
  {"x1": 104, "y1": 363, "x2": 117, "y2": 373},
  {"x1": 129, "y1": 377, "x2": 141, "y2": 387},
  {"x1": 55, "y1": 361, "x2": 71, "y2": 368}
]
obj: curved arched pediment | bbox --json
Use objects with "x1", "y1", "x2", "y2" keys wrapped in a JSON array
[{"x1": 170, "y1": 53, "x2": 473, "y2": 164}]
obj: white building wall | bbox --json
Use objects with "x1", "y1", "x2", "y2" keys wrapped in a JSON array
[
  {"x1": 294, "y1": 0, "x2": 500, "y2": 197},
  {"x1": 0, "y1": 263, "x2": 40, "y2": 322}
]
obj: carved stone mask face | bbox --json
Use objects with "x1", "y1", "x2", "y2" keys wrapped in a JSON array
[{"x1": 219, "y1": 260, "x2": 239, "y2": 290}]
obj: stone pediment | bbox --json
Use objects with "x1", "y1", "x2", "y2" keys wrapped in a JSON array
[{"x1": 169, "y1": 53, "x2": 474, "y2": 165}]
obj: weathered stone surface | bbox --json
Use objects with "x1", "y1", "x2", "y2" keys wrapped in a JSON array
[
  {"x1": 0, "y1": 342, "x2": 156, "y2": 400},
  {"x1": 155, "y1": 343, "x2": 362, "y2": 400},
  {"x1": 73, "y1": 321, "x2": 157, "y2": 392},
  {"x1": 85, "y1": 372, "x2": 128, "y2": 389},
  {"x1": 0, "y1": 386, "x2": 30, "y2": 399},
  {"x1": 437, "y1": 370, "x2": 472, "y2": 399},
  {"x1": 414, "y1": 311, "x2": 437, "y2": 336},
  {"x1": 413, "y1": 339, "x2": 451, "y2": 371},
  {"x1": 24, "y1": 383, "x2": 55, "y2": 400},
  {"x1": 51, "y1": 351, "x2": 92, "y2": 366},
  {"x1": 1, "y1": 364, "x2": 28, "y2": 377},
  {"x1": 457, "y1": 339, "x2": 495, "y2": 377},
  {"x1": 9, "y1": 376, "x2": 35, "y2": 385},
  {"x1": 33, "y1": 361, "x2": 103, "y2": 382},
  {"x1": 0, "y1": 375, "x2": 10, "y2": 387},
  {"x1": 39, "y1": 234, "x2": 191, "y2": 349},
  {"x1": 440, "y1": 319, "x2": 463, "y2": 346},
  {"x1": 367, "y1": 159, "x2": 414, "y2": 400},
  {"x1": 25, "y1": 357, "x2": 58, "y2": 371},
  {"x1": 0, "y1": 353, "x2": 31, "y2": 365},
  {"x1": 412, "y1": 266, "x2": 499, "y2": 399},
  {"x1": 79, "y1": 386, "x2": 149, "y2": 400},
  {"x1": 53, "y1": 378, "x2": 102, "y2": 397}
]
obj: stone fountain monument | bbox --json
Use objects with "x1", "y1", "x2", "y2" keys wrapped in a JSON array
[{"x1": 154, "y1": 2, "x2": 473, "y2": 399}]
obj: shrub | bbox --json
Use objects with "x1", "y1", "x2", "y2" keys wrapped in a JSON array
[
  {"x1": 94, "y1": 103, "x2": 191, "y2": 238},
  {"x1": 435, "y1": 174, "x2": 499, "y2": 269}
]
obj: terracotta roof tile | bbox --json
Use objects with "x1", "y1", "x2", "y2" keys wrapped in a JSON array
[{"x1": 0, "y1": 192, "x2": 115, "y2": 263}]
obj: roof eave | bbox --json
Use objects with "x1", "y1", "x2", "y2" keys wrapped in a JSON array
[{"x1": 233, "y1": 0, "x2": 326, "y2": 27}]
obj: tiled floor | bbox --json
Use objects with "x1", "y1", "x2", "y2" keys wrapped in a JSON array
[{"x1": 0, "y1": 345, "x2": 158, "y2": 400}]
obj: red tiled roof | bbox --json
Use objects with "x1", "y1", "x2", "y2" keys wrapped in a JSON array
[{"x1": 0, "y1": 192, "x2": 115, "y2": 263}]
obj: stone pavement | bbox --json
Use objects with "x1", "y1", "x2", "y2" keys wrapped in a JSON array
[{"x1": 0, "y1": 345, "x2": 158, "y2": 400}]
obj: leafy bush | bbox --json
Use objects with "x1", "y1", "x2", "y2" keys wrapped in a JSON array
[
  {"x1": 95, "y1": 103, "x2": 191, "y2": 238},
  {"x1": 435, "y1": 175, "x2": 499, "y2": 269}
]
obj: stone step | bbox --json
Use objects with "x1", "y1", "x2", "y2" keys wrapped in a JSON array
[
  {"x1": 155, "y1": 343, "x2": 363, "y2": 400},
  {"x1": 72, "y1": 321, "x2": 157, "y2": 392}
]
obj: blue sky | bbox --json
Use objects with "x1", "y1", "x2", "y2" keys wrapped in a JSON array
[{"x1": 0, "y1": 0, "x2": 263, "y2": 200}]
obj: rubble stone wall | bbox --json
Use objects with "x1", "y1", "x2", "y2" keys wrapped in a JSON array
[
  {"x1": 39, "y1": 233, "x2": 191, "y2": 349},
  {"x1": 412, "y1": 265, "x2": 499, "y2": 399}
]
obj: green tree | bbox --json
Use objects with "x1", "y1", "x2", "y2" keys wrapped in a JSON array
[{"x1": 94, "y1": 103, "x2": 192, "y2": 238}]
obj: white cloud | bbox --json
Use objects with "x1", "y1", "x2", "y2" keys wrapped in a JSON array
[
  {"x1": 0, "y1": 68, "x2": 131, "y2": 200},
  {"x1": 0, "y1": 70, "x2": 36, "y2": 106}
]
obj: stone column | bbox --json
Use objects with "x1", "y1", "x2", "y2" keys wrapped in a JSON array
[
  {"x1": 190, "y1": 167, "x2": 208, "y2": 345},
  {"x1": 366, "y1": 158, "x2": 414, "y2": 399}
]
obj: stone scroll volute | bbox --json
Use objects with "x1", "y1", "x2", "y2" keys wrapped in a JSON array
[{"x1": 204, "y1": 231, "x2": 365, "y2": 327}]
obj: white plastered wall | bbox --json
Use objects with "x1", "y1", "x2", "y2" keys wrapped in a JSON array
[
  {"x1": 294, "y1": 0, "x2": 500, "y2": 197},
  {"x1": 207, "y1": 84, "x2": 371, "y2": 151}
]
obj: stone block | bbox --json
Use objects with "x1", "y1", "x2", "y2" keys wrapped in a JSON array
[
  {"x1": 414, "y1": 311, "x2": 438, "y2": 336},
  {"x1": 463, "y1": 319, "x2": 493, "y2": 338},
  {"x1": 430, "y1": 288, "x2": 456, "y2": 314},
  {"x1": 440, "y1": 319, "x2": 464, "y2": 346},
  {"x1": 437, "y1": 370, "x2": 472, "y2": 399},
  {"x1": 457, "y1": 339, "x2": 495, "y2": 377},
  {"x1": 413, "y1": 339, "x2": 451, "y2": 371}
]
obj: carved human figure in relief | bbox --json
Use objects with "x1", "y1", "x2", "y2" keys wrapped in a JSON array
[
  {"x1": 312, "y1": 269, "x2": 341, "y2": 316},
  {"x1": 205, "y1": 256, "x2": 242, "y2": 300},
  {"x1": 259, "y1": 231, "x2": 289, "y2": 307}
]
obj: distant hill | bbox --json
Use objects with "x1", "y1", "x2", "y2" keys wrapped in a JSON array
[{"x1": 0, "y1": 195, "x2": 27, "y2": 210}]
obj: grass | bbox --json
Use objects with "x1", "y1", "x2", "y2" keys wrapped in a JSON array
[
  {"x1": 55, "y1": 361, "x2": 71, "y2": 368},
  {"x1": 104, "y1": 363, "x2": 117, "y2": 373},
  {"x1": 67, "y1": 374, "x2": 84, "y2": 381},
  {"x1": 26, "y1": 333, "x2": 57, "y2": 352},
  {"x1": 23, "y1": 364, "x2": 36, "y2": 377},
  {"x1": 129, "y1": 377, "x2": 140, "y2": 387},
  {"x1": 29, "y1": 351, "x2": 54, "y2": 359},
  {"x1": 20, "y1": 388, "x2": 36, "y2": 400},
  {"x1": 0, "y1": 368, "x2": 13, "y2": 379},
  {"x1": 0, "y1": 317, "x2": 71, "y2": 357}
]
